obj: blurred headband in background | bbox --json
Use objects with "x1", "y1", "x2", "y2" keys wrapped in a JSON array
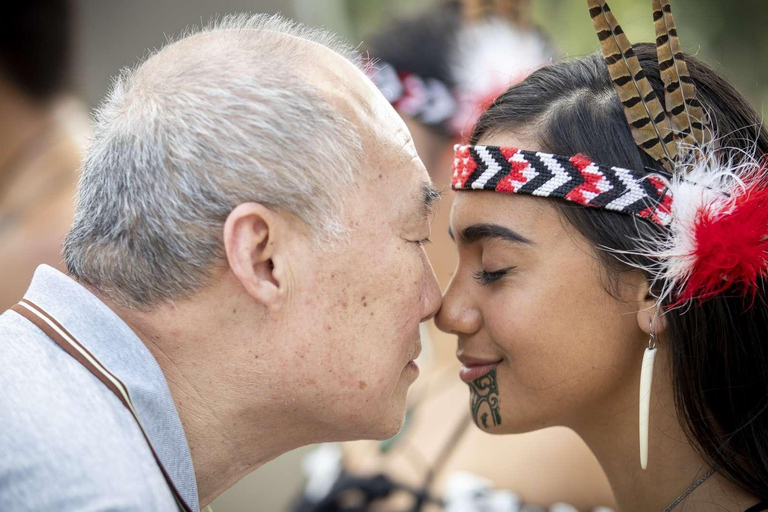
[{"x1": 368, "y1": 0, "x2": 555, "y2": 139}]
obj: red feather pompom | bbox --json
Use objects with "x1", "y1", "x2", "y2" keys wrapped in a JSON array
[{"x1": 679, "y1": 180, "x2": 768, "y2": 303}]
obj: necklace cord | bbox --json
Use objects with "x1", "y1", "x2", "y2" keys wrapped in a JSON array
[{"x1": 662, "y1": 469, "x2": 716, "y2": 512}]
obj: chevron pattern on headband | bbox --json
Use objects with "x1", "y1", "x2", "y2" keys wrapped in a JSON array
[{"x1": 451, "y1": 145, "x2": 673, "y2": 226}]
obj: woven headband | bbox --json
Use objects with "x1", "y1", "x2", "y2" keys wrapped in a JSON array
[{"x1": 452, "y1": 145, "x2": 672, "y2": 226}]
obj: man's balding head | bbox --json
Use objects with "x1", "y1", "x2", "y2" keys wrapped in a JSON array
[{"x1": 64, "y1": 14, "x2": 371, "y2": 308}]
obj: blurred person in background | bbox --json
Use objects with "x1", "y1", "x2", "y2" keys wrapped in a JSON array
[
  {"x1": 0, "y1": 0, "x2": 89, "y2": 310},
  {"x1": 0, "y1": 14, "x2": 442, "y2": 511},
  {"x1": 294, "y1": 1, "x2": 615, "y2": 511}
]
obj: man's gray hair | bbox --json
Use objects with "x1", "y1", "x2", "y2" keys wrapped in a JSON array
[{"x1": 63, "y1": 14, "x2": 364, "y2": 309}]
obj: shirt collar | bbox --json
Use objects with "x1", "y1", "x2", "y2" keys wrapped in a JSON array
[{"x1": 23, "y1": 265, "x2": 200, "y2": 512}]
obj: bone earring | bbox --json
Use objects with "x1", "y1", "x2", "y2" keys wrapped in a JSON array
[{"x1": 639, "y1": 320, "x2": 657, "y2": 470}]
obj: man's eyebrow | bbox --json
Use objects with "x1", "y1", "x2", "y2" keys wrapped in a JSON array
[
  {"x1": 457, "y1": 223, "x2": 534, "y2": 245},
  {"x1": 421, "y1": 183, "x2": 442, "y2": 217}
]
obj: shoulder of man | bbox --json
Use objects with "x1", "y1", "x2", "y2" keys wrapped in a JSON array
[{"x1": 0, "y1": 309, "x2": 179, "y2": 511}]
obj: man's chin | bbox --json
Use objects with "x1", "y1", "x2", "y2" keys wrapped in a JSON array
[
  {"x1": 403, "y1": 359, "x2": 420, "y2": 381},
  {"x1": 371, "y1": 387, "x2": 413, "y2": 440},
  {"x1": 346, "y1": 368, "x2": 417, "y2": 441},
  {"x1": 371, "y1": 410, "x2": 408, "y2": 441}
]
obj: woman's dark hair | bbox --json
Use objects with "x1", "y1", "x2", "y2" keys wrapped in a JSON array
[
  {"x1": 0, "y1": 0, "x2": 72, "y2": 101},
  {"x1": 472, "y1": 43, "x2": 768, "y2": 499}
]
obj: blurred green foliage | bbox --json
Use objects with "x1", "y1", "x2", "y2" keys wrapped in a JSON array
[{"x1": 339, "y1": 0, "x2": 768, "y2": 113}]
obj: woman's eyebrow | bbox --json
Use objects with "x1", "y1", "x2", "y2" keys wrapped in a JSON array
[{"x1": 450, "y1": 223, "x2": 534, "y2": 245}]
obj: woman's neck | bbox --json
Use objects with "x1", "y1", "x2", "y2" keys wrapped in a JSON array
[{"x1": 573, "y1": 349, "x2": 757, "y2": 512}]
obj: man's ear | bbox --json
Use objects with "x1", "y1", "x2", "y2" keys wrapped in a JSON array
[
  {"x1": 223, "y1": 203, "x2": 287, "y2": 311},
  {"x1": 635, "y1": 277, "x2": 667, "y2": 337}
]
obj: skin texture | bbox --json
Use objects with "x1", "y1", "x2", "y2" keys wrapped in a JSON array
[
  {"x1": 341, "y1": 119, "x2": 616, "y2": 511},
  {"x1": 105, "y1": 31, "x2": 442, "y2": 507},
  {"x1": 436, "y1": 131, "x2": 760, "y2": 511}
]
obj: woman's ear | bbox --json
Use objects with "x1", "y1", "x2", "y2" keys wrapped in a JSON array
[
  {"x1": 635, "y1": 278, "x2": 667, "y2": 337},
  {"x1": 223, "y1": 202, "x2": 287, "y2": 311}
]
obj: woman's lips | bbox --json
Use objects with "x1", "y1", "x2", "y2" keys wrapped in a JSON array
[{"x1": 459, "y1": 360, "x2": 501, "y2": 383}]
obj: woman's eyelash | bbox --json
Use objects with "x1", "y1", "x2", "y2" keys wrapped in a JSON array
[
  {"x1": 473, "y1": 267, "x2": 515, "y2": 285},
  {"x1": 414, "y1": 238, "x2": 432, "y2": 246}
]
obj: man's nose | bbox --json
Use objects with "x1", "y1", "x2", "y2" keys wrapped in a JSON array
[
  {"x1": 434, "y1": 273, "x2": 482, "y2": 336},
  {"x1": 420, "y1": 257, "x2": 442, "y2": 322}
]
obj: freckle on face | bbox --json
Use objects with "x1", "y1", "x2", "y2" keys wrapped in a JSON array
[{"x1": 358, "y1": 380, "x2": 368, "y2": 390}]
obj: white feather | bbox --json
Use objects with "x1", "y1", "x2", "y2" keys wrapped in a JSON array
[
  {"x1": 605, "y1": 142, "x2": 763, "y2": 307},
  {"x1": 449, "y1": 19, "x2": 555, "y2": 135}
]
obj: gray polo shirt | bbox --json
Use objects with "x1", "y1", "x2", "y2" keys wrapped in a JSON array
[{"x1": 0, "y1": 265, "x2": 199, "y2": 511}]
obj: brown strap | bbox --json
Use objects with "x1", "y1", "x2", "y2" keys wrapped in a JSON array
[{"x1": 11, "y1": 299, "x2": 193, "y2": 512}]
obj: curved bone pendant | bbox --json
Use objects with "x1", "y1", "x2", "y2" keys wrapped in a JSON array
[{"x1": 639, "y1": 346, "x2": 657, "y2": 469}]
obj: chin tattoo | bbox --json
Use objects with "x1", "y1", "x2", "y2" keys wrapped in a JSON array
[{"x1": 469, "y1": 370, "x2": 501, "y2": 428}]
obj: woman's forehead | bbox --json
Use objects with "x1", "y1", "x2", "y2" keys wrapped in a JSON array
[
  {"x1": 450, "y1": 192, "x2": 557, "y2": 241},
  {"x1": 476, "y1": 130, "x2": 543, "y2": 152}
]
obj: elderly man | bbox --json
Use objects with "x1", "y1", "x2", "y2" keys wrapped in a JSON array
[{"x1": 0, "y1": 14, "x2": 441, "y2": 511}]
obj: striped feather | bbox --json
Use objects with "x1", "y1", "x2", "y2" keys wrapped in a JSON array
[
  {"x1": 463, "y1": 0, "x2": 530, "y2": 25},
  {"x1": 463, "y1": 0, "x2": 493, "y2": 20},
  {"x1": 653, "y1": 0, "x2": 710, "y2": 151},
  {"x1": 494, "y1": 0, "x2": 531, "y2": 27},
  {"x1": 588, "y1": 0, "x2": 676, "y2": 169}
]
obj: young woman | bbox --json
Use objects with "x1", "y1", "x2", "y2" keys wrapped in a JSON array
[
  {"x1": 295, "y1": 1, "x2": 617, "y2": 511},
  {"x1": 437, "y1": 1, "x2": 768, "y2": 511}
]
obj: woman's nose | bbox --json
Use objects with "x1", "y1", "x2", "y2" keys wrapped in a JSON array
[{"x1": 435, "y1": 273, "x2": 482, "y2": 336}]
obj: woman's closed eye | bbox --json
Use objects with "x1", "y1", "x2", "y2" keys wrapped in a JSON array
[{"x1": 473, "y1": 266, "x2": 515, "y2": 286}]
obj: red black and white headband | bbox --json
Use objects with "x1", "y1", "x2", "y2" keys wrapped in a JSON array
[
  {"x1": 452, "y1": 145, "x2": 673, "y2": 226},
  {"x1": 451, "y1": 0, "x2": 768, "y2": 307}
]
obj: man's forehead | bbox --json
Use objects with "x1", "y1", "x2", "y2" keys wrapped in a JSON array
[
  {"x1": 284, "y1": 40, "x2": 427, "y2": 200},
  {"x1": 294, "y1": 45, "x2": 412, "y2": 145}
]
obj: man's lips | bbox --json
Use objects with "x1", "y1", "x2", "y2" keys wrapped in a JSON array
[
  {"x1": 458, "y1": 355, "x2": 503, "y2": 383},
  {"x1": 407, "y1": 341, "x2": 422, "y2": 365}
]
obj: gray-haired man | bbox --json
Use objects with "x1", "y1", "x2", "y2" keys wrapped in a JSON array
[{"x1": 0, "y1": 15, "x2": 441, "y2": 511}]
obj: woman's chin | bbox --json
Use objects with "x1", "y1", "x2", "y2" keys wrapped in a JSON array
[{"x1": 470, "y1": 405, "x2": 555, "y2": 435}]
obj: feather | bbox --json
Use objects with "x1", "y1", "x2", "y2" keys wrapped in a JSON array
[
  {"x1": 463, "y1": 0, "x2": 530, "y2": 26},
  {"x1": 681, "y1": 178, "x2": 768, "y2": 303},
  {"x1": 463, "y1": 0, "x2": 493, "y2": 20},
  {"x1": 605, "y1": 143, "x2": 768, "y2": 307},
  {"x1": 653, "y1": 0, "x2": 711, "y2": 152},
  {"x1": 588, "y1": 0, "x2": 676, "y2": 169},
  {"x1": 450, "y1": 18, "x2": 554, "y2": 136},
  {"x1": 493, "y1": 0, "x2": 531, "y2": 27}
]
